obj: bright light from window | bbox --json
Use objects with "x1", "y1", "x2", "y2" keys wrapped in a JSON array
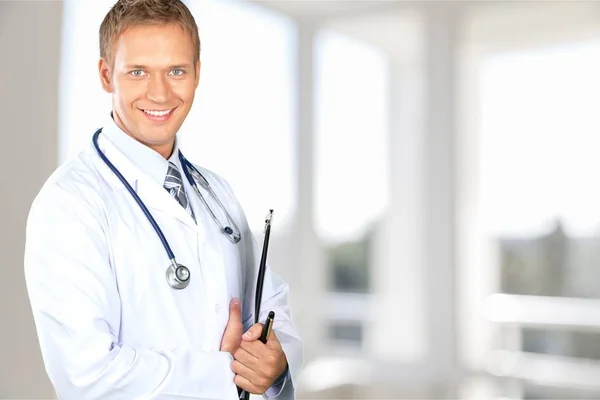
[
  {"x1": 315, "y1": 30, "x2": 390, "y2": 243},
  {"x1": 182, "y1": 0, "x2": 296, "y2": 232},
  {"x1": 480, "y1": 40, "x2": 600, "y2": 238},
  {"x1": 59, "y1": 0, "x2": 114, "y2": 163}
]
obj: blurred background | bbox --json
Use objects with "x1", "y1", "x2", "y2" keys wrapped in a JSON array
[{"x1": 3, "y1": 0, "x2": 600, "y2": 398}]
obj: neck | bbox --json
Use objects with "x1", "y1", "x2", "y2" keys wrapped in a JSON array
[{"x1": 160, "y1": 144, "x2": 175, "y2": 160}]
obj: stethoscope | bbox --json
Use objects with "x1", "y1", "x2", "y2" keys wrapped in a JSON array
[{"x1": 92, "y1": 128, "x2": 242, "y2": 290}]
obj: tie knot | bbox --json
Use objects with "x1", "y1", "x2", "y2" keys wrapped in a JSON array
[
  {"x1": 164, "y1": 161, "x2": 183, "y2": 190},
  {"x1": 164, "y1": 161, "x2": 195, "y2": 222}
]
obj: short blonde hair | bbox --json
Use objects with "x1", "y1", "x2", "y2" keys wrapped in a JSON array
[{"x1": 99, "y1": 0, "x2": 200, "y2": 66}]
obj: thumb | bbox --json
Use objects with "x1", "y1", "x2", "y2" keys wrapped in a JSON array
[
  {"x1": 224, "y1": 298, "x2": 242, "y2": 333},
  {"x1": 228, "y1": 297, "x2": 241, "y2": 318},
  {"x1": 242, "y1": 323, "x2": 264, "y2": 341},
  {"x1": 220, "y1": 298, "x2": 242, "y2": 353}
]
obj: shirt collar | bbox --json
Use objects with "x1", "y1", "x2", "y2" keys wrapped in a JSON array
[{"x1": 101, "y1": 112, "x2": 182, "y2": 186}]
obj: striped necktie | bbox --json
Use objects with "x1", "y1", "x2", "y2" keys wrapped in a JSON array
[{"x1": 164, "y1": 161, "x2": 195, "y2": 221}]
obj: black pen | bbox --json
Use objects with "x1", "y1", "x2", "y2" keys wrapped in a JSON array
[{"x1": 260, "y1": 311, "x2": 275, "y2": 344}]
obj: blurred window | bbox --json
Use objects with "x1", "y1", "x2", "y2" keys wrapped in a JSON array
[
  {"x1": 182, "y1": 1, "x2": 296, "y2": 231},
  {"x1": 314, "y1": 29, "x2": 390, "y2": 294},
  {"x1": 479, "y1": 40, "x2": 600, "y2": 397},
  {"x1": 328, "y1": 321, "x2": 363, "y2": 344},
  {"x1": 480, "y1": 40, "x2": 600, "y2": 297}
]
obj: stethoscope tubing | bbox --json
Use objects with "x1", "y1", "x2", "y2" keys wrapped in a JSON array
[
  {"x1": 92, "y1": 128, "x2": 177, "y2": 261},
  {"x1": 92, "y1": 128, "x2": 242, "y2": 290},
  {"x1": 178, "y1": 152, "x2": 242, "y2": 243}
]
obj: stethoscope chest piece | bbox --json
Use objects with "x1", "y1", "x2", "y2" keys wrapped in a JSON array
[{"x1": 166, "y1": 262, "x2": 191, "y2": 290}]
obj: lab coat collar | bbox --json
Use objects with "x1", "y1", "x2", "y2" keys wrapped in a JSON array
[
  {"x1": 94, "y1": 113, "x2": 199, "y2": 233},
  {"x1": 101, "y1": 112, "x2": 177, "y2": 186}
]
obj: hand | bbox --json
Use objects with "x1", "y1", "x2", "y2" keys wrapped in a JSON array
[
  {"x1": 219, "y1": 298, "x2": 242, "y2": 357},
  {"x1": 232, "y1": 323, "x2": 288, "y2": 394}
]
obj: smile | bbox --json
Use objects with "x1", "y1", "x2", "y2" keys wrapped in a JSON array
[{"x1": 142, "y1": 108, "x2": 174, "y2": 116}]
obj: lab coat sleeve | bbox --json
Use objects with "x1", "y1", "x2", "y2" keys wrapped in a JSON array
[{"x1": 24, "y1": 184, "x2": 239, "y2": 400}]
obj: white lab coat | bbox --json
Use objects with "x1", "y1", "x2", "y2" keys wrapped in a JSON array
[{"x1": 24, "y1": 124, "x2": 303, "y2": 400}]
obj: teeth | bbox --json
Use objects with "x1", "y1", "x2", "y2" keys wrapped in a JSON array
[{"x1": 143, "y1": 109, "x2": 173, "y2": 116}]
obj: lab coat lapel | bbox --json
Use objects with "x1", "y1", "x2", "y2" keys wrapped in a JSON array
[
  {"x1": 92, "y1": 133, "x2": 198, "y2": 233},
  {"x1": 136, "y1": 176, "x2": 199, "y2": 233}
]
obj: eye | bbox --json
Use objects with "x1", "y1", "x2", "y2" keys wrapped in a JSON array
[
  {"x1": 130, "y1": 70, "x2": 146, "y2": 77},
  {"x1": 170, "y1": 69, "x2": 185, "y2": 76}
]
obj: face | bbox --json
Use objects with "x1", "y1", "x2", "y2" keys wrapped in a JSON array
[{"x1": 99, "y1": 23, "x2": 200, "y2": 159}]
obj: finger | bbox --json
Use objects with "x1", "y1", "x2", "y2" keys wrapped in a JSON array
[
  {"x1": 231, "y1": 359, "x2": 261, "y2": 383},
  {"x1": 240, "y1": 337, "x2": 268, "y2": 358},
  {"x1": 233, "y1": 352, "x2": 274, "y2": 389},
  {"x1": 242, "y1": 323, "x2": 264, "y2": 341},
  {"x1": 233, "y1": 361, "x2": 271, "y2": 394},
  {"x1": 234, "y1": 347, "x2": 260, "y2": 370},
  {"x1": 234, "y1": 374, "x2": 262, "y2": 395},
  {"x1": 235, "y1": 344, "x2": 285, "y2": 389}
]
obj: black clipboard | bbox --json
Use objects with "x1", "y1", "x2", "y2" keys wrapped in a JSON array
[{"x1": 238, "y1": 210, "x2": 273, "y2": 400}]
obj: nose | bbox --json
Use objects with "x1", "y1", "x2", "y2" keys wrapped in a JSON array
[{"x1": 146, "y1": 74, "x2": 170, "y2": 104}]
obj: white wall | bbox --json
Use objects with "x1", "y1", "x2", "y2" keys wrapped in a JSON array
[{"x1": 0, "y1": 1, "x2": 61, "y2": 398}]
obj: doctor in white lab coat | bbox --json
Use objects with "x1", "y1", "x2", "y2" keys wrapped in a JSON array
[{"x1": 23, "y1": 1, "x2": 302, "y2": 399}]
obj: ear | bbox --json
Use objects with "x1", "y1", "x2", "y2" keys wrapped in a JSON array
[
  {"x1": 99, "y1": 58, "x2": 113, "y2": 93},
  {"x1": 194, "y1": 60, "x2": 201, "y2": 89}
]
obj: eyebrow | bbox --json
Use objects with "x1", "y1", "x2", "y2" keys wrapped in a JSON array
[{"x1": 125, "y1": 64, "x2": 193, "y2": 69}]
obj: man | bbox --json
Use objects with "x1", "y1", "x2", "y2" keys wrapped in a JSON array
[{"x1": 23, "y1": 0, "x2": 303, "y2": 399}]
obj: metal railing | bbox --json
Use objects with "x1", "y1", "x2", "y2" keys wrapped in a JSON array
[{"x1": 481, "y1": 293, "x2": 600, "y2": 397}]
